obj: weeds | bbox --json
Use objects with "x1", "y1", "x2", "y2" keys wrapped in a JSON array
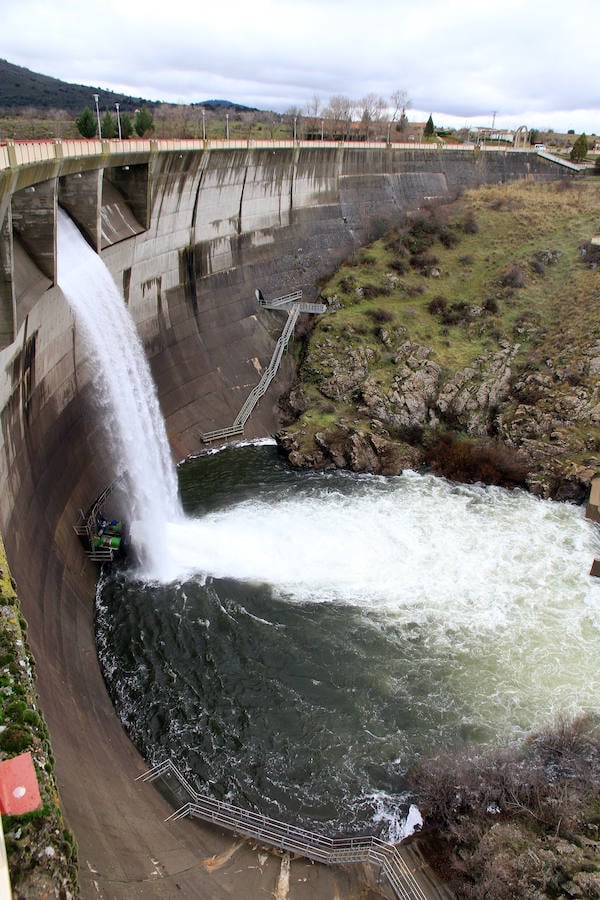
[{"x1": 410, "y1": 715, "x2": 600, "y2": 899}]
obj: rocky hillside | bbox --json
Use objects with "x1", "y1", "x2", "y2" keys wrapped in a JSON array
[{"x1": 278, "y1": 177, "x2": 600, "y2": 502}]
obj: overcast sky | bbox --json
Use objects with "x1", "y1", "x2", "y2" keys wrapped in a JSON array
[{"x1": 1, "y1": 0, "x2": 598, "y2": 133}]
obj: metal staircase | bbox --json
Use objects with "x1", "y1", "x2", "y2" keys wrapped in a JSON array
[
  {"x1": 138, "y1": 759, "x2": 432, "y2": 900},
  {"x1": 73, "y1": 475, "x2": 124, "y2": 562},
  {"x1": 201, "y1": 289, "x2": 325, "y2": 443}
]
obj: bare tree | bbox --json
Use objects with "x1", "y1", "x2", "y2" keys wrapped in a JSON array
[
  {"x1": 358, "y1": 93, "x2": 387, "y2": 139},
  {"x1": 284, "y1": 105, "x2": 304, "y2": 139},
  {"x1": 390, "y1": 88, "x2": 411, "y2": 134},
  {"x1": 323, "y1": 94, "x2": 354, "y2": 140},
  {"x1": 305, "y1": 93, "x2": 322, "y2": 138}
]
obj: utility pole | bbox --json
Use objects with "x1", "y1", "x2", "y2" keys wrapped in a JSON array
[
  {"x1": 115, "y1": 103, "x2": 121, "y2": 139},
  {"x1": 93, "y1": 94, "x2": 101, "y2": 138}
]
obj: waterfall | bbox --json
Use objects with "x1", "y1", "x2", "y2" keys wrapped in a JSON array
[{"x1": 57, "y1": 207, "x2": 182, "y2": 580}]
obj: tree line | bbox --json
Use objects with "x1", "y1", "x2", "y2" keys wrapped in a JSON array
[
  {"x1": 75, "y1": 105, "x2": 154, "y2": 139},
  {"x1": 74, "y1": 89, "x2": 413, "y2": 141}
]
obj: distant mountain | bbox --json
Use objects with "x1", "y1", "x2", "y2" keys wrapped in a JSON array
[
  {"x1": 0, "y1": 59, "x2": 261, "y2": 116},
  {"x1": 193, "y1": 99, "x2": 259, "y2": 113},
  {"x1": 0, "y1": 58, "x2": 158, "y2": 113}
]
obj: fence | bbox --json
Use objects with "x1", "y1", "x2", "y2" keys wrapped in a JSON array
[
  {"x1": 138, "y1": 759, "x2": 430, "y2": 900},
  {"x1": 1, "y1": 138, "x2": 574, "y2": 175},
  {"x1": 201, "y1": 304, "x2": 301, "y2": 443}
]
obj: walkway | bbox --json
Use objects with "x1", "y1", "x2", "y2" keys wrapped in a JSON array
[
  {"x1": 201, "y1": 290, "x2": 325, "y2": 443},
  {"x1": 140, "y1": 760, "x2": 454, "y2": 900}
]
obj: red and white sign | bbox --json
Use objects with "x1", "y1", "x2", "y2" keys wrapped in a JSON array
[{"x1": 0, "y1": 753, "x2": 41, "y2": 815}]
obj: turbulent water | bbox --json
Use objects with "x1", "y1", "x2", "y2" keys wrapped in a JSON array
[
  {"x1": 96, "y1": 443, "x2": 600, "y2": 840},
  {"x1": 57, "y1": 209, "x2": 182, "y2": 579}
]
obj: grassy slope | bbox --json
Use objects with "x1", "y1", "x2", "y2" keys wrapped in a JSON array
[{"x1": 290, "y1": 177, "x2": 600, "y2": 479}]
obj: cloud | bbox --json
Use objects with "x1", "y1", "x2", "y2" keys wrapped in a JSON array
[{"x1": 1, "y1": 0, "x2": 599, "y2": 132}]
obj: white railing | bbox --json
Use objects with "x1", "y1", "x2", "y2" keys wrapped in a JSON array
[
  {"x1": 202, "y1": 291, "x2": 315, "y2": 443},
  {"x1": 0, "y1": 137, "x2": 560, "y2": 173},
  {"x1": 258, "y1": 289, "x2": 303, "y2": 309},
  {"x1": 138, "y1": 759, "x2": 430, "y2": 900},
  {"x1": 232, "y1": 306, "x2": 300, "y2": 427}
]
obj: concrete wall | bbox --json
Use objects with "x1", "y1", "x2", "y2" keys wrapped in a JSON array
[{"x1": 0, "y1": 143, "x2": 572, "y2": 896}]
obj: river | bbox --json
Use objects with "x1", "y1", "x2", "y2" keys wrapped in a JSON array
[{"x1": 95, "y1": 441, "x2": 600, "y2": 841}]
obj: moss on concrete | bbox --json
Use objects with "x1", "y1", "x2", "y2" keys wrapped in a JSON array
[{"x1": 0, "y1": 536, "x2": 78, "y2": 899}]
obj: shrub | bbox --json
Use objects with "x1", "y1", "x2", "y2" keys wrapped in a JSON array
[
  {"x1": 482, "y1": 297, "x2": 499, "y2": 314},
  {"x1": 361, "y1": 283, "x2": 388, "y2": 299},
  {"x1": 409, "y1": 714, "x2": 600, "y2": 898},
  {"x1": 0, "y1": 724, "x2": 32, "y2": 754},
  {"x1": 439, "y1": 228, "x2": 460, "y2": 249},
  {"x1": 338, "y1": 276, "x2": 356, "y2": 294},
  {"x1": 410, "y1": 252, "x2": 439, "y2": 272},
  {"x1": 365, "y1": 307, "x2": 394, "y2": 323},
  {"x1": 404, "y1": 218, "x2": 440, "y2": 254},
  {"x1": 425, "y1": 433, "x2": 529, "y2": 487},
  {"x1": 389, "y1": 258, "x2": 408, "y2": 275},
  {"x1": 459, "y1": 254, "x2": 475, "y2": 266},
  {"x1": 357, "y1": 250, "x2": 377, "y2": 266},
  {"x1": 501, "y1": 265, "x2": 527, "y2": 289},
  {"x1": 428, "y1": 295, "x2": 448, "y2": 315},
  {"x1": 384, "y1": 234, "x2": 407, "y2": 254},
  {"x1": 429, "y1": 300, "x2": 471, "y2": 326},
  {"x1": 366, "y1": 216, "x2": 391, "y2": 241},
  {"x1": 462, "y1": 213, "x2": 479, "y2": 234},
  {"x1": 530, "y1": 258, "x2": 546, "y2": 275},
  {"x1": 5, "y1": 701, "x2": 26, "y2": 721}
]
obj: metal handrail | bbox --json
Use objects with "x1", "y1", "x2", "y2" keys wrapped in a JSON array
[
  {"x1": 202, "y1": 303, "x2": 301, "y2": 442},
  {"x1": 233, "y1": 306, "x2": 300, "y2": 427},
  {"x1": 138, "y1": 760, "x2": 428, "y2": 900},
  {"x1": 258, "y1": 289, "x2": 303, "y2": 309},
  {"x1": 73, "y1": 474, "x2": 124, "y2": 561}
]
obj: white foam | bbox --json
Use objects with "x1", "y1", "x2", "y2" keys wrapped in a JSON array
[{"x1": 162, "y1": 469, "x2": 600, "y2": 733}]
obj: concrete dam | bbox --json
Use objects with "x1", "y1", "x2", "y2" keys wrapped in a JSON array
[{"x1": 0, "y1": 138, "x2": 573, "y2": 897}]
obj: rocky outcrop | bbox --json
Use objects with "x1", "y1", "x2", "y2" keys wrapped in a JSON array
[
  {"x1": 278, "y1": 329, "x2": 600, "y2": 502},
  {"x1": 278, "y1": 424, "x2": 421, "y2": 475}
]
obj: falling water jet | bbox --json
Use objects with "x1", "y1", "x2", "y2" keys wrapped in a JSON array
[{"x1": 56, "y1": 207, "x2": 182, "y2": 581}]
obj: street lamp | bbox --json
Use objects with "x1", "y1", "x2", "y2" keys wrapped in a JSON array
[
  {"x1": 93, "y1": 94, "x2": 101, "y2": 138},
  {"x1": 115, "y1": 103, "x2": 122, "y2": 139},
  {"x1": 202, "y1": 108, "x2": 206, "y2": 141},
  {"x1": 226, "y1": 113, "x2": 229, "y2": 140}
]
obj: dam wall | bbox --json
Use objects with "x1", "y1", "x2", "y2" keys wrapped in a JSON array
[{"x1": 0, "y1": 140, "x2": 574, "y2": 896}]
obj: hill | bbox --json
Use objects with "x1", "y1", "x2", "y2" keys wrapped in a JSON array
[
  {"x1": 192, "y1": 99, "x2": 259, "y2": 112},
  {"x1": 0, "y1": 57, "x2": 157, "y2": 114},
  {"x1": 0, "y1": 59, "x2": 260, "y2": 117},
  {"x1": 278, "y1": 177, "x2": 600, "y2": 503}
]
